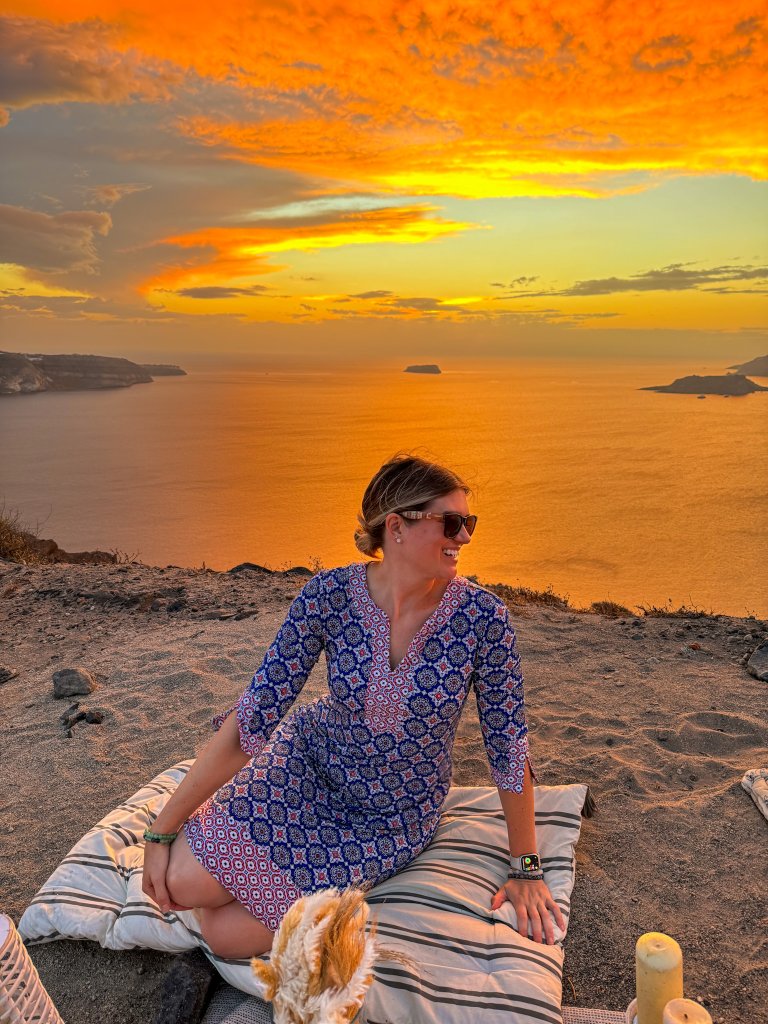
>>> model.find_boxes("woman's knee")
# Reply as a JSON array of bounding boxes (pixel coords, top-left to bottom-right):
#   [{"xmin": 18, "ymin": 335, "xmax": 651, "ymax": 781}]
[
  {"xmin": 165, "ymin": 833, "xmax": 228, "ymax": 908},
  {"xmin": 200, "ymin": 905, "xmax": 273, "ymax": 959}
]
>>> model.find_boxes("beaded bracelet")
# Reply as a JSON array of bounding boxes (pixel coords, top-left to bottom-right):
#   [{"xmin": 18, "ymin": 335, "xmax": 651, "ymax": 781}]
[
  {"xmin": 507, "ymin": 870, "xmax": 545, "ymax": 882},
  {"xmin": 143, "ymin": 828, "xmax": 179, "ymax": 844}
]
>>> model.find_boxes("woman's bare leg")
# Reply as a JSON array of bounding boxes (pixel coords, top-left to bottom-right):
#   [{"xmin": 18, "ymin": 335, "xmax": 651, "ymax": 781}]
[
  {"xmin": 166, "ymin": 831, "xmax": 233, "ymax": 909},
  {"xmin": 166, "ymin": 831, "xmax": 275, "ymax": 957},
  {"xmin": 199, "ymin": 902, "xmax": 274, "ymax": 959}
]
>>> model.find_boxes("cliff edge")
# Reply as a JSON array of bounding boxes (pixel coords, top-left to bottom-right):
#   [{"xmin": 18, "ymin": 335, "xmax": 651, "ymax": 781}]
[{"xmin": 1, "ymin": 352, "xmax": 158, "ymax": 395}]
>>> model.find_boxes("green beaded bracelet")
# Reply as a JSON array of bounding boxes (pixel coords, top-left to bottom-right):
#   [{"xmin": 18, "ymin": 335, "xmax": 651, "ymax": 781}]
[{"xmin": 143, "ymin": 828, "xmax": 179, "ymax": 844}]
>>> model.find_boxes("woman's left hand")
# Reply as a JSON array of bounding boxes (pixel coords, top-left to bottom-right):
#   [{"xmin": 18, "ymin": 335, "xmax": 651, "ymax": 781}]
[{"xmin": 490, "ymin": 878, "xmax": 566, "ymax": 945}]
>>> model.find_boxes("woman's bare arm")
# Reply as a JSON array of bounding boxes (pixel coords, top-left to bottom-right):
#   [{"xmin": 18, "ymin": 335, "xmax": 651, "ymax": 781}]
[
  {"xmin": 491, "ymin": 762, "xmax": 566, "ymax": 944},
  {"xmin": 141, "ymin": 711, "xmax": 250, "ymax": 912},
  {"xmin": 151, "ymin": 710, "xmax": 249, "ymax": 834}
]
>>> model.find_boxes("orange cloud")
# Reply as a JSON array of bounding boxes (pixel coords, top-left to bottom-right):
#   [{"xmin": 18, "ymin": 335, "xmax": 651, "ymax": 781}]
[
  {"xmin": 4, "ymin": 3, "xmax": 766, "ymax": 196},
  {"xmin": 142, "ymin": 204, "xmax": 477, "ymax": 315}
]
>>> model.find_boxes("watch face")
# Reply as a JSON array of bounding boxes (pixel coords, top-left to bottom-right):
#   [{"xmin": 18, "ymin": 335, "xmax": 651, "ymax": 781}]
[{"xmin": 521, "ymin": 854, "xmax": 541, "ymax": 872}]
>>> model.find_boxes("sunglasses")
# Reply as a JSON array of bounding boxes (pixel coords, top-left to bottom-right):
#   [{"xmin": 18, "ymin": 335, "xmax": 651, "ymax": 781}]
[{"xmin": 399, "ymin": 510, "xmax": 478, "ymax": 539}]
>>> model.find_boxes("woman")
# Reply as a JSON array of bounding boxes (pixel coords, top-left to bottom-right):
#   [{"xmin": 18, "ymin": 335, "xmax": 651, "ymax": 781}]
[{"xmin": 142, "ymin": 454, "xmax": 565, "ymax": 957}]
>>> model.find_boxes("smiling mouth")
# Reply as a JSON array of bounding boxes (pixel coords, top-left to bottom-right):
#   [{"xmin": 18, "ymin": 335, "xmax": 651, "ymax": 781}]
[{"xmin": 442, "ymin": 549, "xmax": 459, "ymax": 560}]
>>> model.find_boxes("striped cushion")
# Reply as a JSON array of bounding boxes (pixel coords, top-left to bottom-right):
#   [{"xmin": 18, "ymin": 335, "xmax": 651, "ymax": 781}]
[{"xmin": 19, "ymin": 763, "xmax": 589, "ymax": 1024}]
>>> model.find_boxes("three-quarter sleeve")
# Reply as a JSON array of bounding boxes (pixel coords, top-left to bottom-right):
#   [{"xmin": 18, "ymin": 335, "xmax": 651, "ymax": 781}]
[
  {"xmin": 472, "ymin": 599, "xmax": 534, "ymax": 793},
  {"xmin": 218, "ymin": 574, "xmax": 326, "ymax": 757}
]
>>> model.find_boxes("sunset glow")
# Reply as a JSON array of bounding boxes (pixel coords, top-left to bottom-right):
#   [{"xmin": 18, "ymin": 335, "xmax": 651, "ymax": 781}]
[{"xmin": 1, "ymin": 0, "xmax": 766, "ymax": 358}]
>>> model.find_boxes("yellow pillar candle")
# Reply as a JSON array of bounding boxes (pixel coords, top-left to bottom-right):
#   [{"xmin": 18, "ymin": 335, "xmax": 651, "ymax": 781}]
[
  {"xmin": 635, "ymin": 932, "xmax": 684, "ymax": 1024},
  {"xmin": 663, "ymin": 999, "xmax": 713, "ymax": 1024}
]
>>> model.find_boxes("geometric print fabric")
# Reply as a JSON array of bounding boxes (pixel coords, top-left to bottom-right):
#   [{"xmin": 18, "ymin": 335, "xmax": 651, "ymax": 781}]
[{"xmin": 185, "ymin": 563, "xmax": 533, "ymax": 929}]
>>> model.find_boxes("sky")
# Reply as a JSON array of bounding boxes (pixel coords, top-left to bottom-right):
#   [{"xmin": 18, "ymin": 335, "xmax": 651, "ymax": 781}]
[{"xmin": 1, "ymin": 1, "xmax": 767, "ymax": 364}]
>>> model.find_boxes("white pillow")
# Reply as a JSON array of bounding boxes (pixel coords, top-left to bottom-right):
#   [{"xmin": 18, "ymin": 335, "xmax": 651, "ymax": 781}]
[{"xmin": 19, "ymin": 763, "xmax": 589, "ymax": 1024}]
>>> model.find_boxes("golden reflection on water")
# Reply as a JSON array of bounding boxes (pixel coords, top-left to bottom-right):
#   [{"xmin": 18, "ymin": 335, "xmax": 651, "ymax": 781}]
[{"xmin": 1, "ymin": 360, "xmax": 765, "ymax": 616}]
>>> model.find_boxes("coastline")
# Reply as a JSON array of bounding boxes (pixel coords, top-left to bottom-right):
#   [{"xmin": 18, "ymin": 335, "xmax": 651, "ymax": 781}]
[{"xmin": 1, "ymin": 557, "xmax": 766, "ymax": 1023}]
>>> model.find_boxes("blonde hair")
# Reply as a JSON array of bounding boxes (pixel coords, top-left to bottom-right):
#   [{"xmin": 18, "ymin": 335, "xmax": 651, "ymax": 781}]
[{"xmin": 354, "ymin": 453, "xmax": 470, "ymax": 558}]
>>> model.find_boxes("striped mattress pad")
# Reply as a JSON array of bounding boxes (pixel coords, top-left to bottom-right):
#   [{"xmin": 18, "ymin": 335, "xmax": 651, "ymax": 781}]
[{"xmin": 19, "ymin": 762, "xmax": 591, "ymax": 1024}]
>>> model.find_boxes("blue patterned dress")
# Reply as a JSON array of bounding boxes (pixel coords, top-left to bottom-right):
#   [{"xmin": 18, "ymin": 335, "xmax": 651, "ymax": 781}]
[{"xmin": 184, "ymin": 562, "xmax": 533, "ymax": 930}]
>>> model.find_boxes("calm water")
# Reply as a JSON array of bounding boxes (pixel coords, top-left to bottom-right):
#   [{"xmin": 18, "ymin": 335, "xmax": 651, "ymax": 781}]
[{"xmin": 1, "ymin": 360, "xmax": 766, "ymax": 616}]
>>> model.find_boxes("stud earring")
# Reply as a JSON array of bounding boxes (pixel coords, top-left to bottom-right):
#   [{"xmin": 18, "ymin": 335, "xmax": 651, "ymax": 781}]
[{"xmin": 396, "ymin": 537, "xmax": 402, "ymax": 544}]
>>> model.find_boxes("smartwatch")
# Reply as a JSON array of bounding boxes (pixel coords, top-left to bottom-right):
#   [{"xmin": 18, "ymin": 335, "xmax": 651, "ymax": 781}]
[{"xmin": 510, "ymin": 853, "xmax": 541, "ymax": 874}]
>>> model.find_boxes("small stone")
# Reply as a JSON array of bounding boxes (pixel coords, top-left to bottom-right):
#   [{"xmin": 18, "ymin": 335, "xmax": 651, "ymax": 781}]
[
  {"xmin": 746, "ymin": 641, "xmax": 768, "ymax": 681},
  {"xmin": 656, "ymin": 730, "xmax": 670, "ymax": 742},
  {"xmin": 52, "ymin": 666, "xmax": 97, "ymax": 698},
  {"xmin": 0, "ymin": 666, "xmax": 18, "ymax": 684},
  {"xmin": 62, "ymin": 710, "xmax": 87, "ymax": 729},
  {"xmin": 85, "ymin": 709, "xmax": 104, "ymax": 724},
  {"xmin": 605, "ymin": 737, "xmax": 614, "ymax": 746},
  {"xmin": 743, "ymin": 633, "xmax": 754, "ymax": 642}
]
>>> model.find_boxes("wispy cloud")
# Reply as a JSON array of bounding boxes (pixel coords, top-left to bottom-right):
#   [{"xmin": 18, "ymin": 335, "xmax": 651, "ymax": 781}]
[
  {"xmin": 0, "ymin": 204, "xmax": 111, "ymax": 274},
  {"xmin": 142, "ymin": 205, "xmax": 477, "ymax": 304},
  {"xmin": 500, "ymin": 262, "xmax": 768, "ymax": 297},
  {"xmin": 82, "ymin": 183, "xmax": 152, "ymax": 208},
  {"xmin": 175, "ymin": 285, "xmax": 270, "ymax": 299}
]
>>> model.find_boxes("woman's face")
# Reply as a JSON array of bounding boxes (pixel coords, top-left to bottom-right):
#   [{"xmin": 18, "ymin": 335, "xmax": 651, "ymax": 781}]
[{"xmin": 402, "ymin": 488, "xmax": 474, "ymax": 582}]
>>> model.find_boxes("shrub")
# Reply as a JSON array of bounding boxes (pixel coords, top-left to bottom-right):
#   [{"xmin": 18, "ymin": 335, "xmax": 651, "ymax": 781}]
[
  {"xmin": 0, "ymin": 505, "xmax": 45, "ymax": 564},
  {"xmin": 591, "ymin": 600, "xmax": 634, "ymax": 618}
]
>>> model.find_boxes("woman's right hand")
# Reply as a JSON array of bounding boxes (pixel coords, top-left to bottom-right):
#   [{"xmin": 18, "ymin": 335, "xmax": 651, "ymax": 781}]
[{"xmin": 141, "ymin": 840, "xmax": 191, "ymax": 913}]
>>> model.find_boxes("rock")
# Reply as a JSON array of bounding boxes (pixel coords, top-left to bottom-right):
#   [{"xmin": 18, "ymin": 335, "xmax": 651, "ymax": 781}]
[
  {"xmin": 62, "ymin": 710, "xmax": 87, "ymax": 729},
  {"xmin": 151, "ymin": 949, "xmax": 218, "ymax": 1024},
  {"xmin": 641, "ymin": 374, "xmax": 768, "ymax": 395},
  {"xmin": 84, "ymin": 709, "xmax": 105, "ymax": 724},
  {"xmin": 404, "ymin": 363, "xmax": 441, "ymax": 374},
  {"xmin": 52, "ymin": 666, "xmax": 97, "ymax": 698},
  {"xmin": 228, "ymin": 562, "xmax": 273, "ymax": 574},
  {"xmin": 746, "ymin": 642, "xmax": 768, "ymax": 681},
  {"xmin": 0, "ymin": 666, "xmax": 18, "ymax": 684}
]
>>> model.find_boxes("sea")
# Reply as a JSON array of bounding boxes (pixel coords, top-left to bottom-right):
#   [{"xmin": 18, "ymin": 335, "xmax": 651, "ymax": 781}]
[{"xmin": 1, "ymin": 358, "xmax": 766, "ymax": 617}]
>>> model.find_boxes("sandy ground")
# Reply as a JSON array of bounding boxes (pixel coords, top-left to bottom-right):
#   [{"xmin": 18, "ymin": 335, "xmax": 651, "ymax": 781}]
[{"xmin": 1, "ymin": 558, "xmax": 766, "ymax": 1024}]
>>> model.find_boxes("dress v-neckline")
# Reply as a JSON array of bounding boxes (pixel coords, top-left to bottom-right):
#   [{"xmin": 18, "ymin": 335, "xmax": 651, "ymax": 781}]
[{"xmin": 358, "ymin": 562, "xmax": 457, "ymax": 673}]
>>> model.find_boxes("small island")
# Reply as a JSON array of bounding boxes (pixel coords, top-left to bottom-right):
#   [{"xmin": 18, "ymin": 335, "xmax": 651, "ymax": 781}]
[
  {"xmin": 404, "ymin": 364, "xmax": 441, "ymax": 375},
  {"xmin": 0, "ymin": 351, "xmax": 186, "ymax": 396},
  {"xmin": 727, "ymin": 354, "xmax": 768, "ymax": 376},
  {"xmin": 139, "ymin": 364, "xmax": 187, "ymax": 376},
  {"xmin": 641, "ymin": 374, "xmax": 768, "ymax": 396}
]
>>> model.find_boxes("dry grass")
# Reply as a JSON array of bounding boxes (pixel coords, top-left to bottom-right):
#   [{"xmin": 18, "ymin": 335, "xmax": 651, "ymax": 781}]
[
  {"xmin": 638, "ymin": 599, "xmax": 714, "ymax": 618},
  {"xmin": 0, "ymin": 505, "xmax": 45, "ymax": 565},
  {"xmin": 590, "ymin": 599, "xmax": 634, "ymax": 618},
  {"xmin": 481, "ymin": 579, "xmax": 570, "ymax": 610}
]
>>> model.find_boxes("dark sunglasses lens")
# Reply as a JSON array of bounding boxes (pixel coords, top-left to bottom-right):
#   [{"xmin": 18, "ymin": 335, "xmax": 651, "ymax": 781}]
[{"xmin": 444, "ymin": 514, "xmax": 477, "ymax": 538}]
